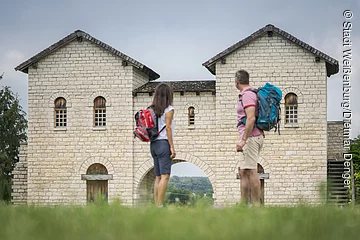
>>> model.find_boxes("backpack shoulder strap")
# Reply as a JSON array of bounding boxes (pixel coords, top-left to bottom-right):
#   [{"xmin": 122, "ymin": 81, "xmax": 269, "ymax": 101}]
[
  {"xmin": 149, "ymin": 106, "xmax": 167, "ymax": 134},
  {"xmin": 248, "ymin": 88, "xmax": 258, "ymax": 94},
  {"xmin": 238, "ymin": 87, "xmax": 258, "ymax": 105}
]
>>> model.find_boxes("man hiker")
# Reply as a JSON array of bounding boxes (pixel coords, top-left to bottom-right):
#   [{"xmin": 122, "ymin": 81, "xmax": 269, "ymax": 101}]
[{"xmin": 235, "ymin": 70, "xmax": 264, "ymax": 207}]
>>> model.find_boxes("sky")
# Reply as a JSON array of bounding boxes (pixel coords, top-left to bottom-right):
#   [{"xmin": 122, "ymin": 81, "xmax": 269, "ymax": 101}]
[{"xmin": 1, "ymin": 0, "xmax": 359, "ymax": 177}]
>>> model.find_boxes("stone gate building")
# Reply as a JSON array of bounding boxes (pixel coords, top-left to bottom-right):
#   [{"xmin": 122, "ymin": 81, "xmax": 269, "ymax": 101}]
[{"xmin": 12, "ymin": 24, "xmax": 340, "ymax": 206}]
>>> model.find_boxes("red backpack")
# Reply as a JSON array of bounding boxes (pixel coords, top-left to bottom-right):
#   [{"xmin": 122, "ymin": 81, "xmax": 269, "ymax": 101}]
[{"xmin": 134, "ymin": 107, "xmax": 165, "ymax": 142}]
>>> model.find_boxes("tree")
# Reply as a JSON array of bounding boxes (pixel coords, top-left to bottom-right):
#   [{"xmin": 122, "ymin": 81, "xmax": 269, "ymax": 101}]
[
  {"xmin": 0, "ymin": 86, "xmax": 27, "ymax": 202},
  {"xmin": 349, "ymin": 135, "xmax": 360, "ymax": 203},
  {"xmin": 165, "ymin": 186, "xmax": 191, "ymax": 204}
]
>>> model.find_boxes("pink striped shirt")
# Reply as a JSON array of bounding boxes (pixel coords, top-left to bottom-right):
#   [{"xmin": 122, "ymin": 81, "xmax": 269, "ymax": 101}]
[{"xmin": 237, "ymin": 86, "xmax": 264, "ymax": 140}]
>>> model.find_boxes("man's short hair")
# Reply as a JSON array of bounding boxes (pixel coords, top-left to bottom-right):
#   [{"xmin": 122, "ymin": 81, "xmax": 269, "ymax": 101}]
[{"xmin": 235, "ymin": 70, "xmax": 249, "ymax": 84}]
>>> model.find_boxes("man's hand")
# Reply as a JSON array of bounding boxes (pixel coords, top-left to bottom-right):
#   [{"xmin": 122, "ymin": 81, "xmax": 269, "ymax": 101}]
[{"xmin": 236, "ymin": 140, "xmax": 246, "ymax": 152}]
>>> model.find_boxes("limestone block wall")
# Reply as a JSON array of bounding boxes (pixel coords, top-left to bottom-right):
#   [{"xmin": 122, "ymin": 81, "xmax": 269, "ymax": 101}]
[
  {"xmin": 137, "ymin": 169, "xmax": 156, "ymax": 204},
  {"xmin": 327, "ymin": 121, "xmax": 345, "ymax": 159},
  {"xmin": 11, "ymin": 143, "xmax": 28, "ymax": 204},
  {"xmin": 133, "ymin": 69, "xmax": 150, "ymax": 90},
  {"xmin": 214, "ymin": 33, "xmax": 328, "ymax": 205},
  {"xmin": 26, "ymin": 39, "xmax": 146, "ymax": 205}
]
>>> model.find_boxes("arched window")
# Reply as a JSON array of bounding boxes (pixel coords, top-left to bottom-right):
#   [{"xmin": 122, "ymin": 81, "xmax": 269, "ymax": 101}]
[
  {"xmin": 188, "ymin": 107, "xmax": 195, "ymax": 125},
  {"xmin": 87, "ymin": 163, "xmax": 108, "ymax": 175},
  {"xmin": 94, "ymin": 96, "xmax": 106, "ymax": 127},
  {"xmin": 285, "ymin": 93, "xmax": 298, "ymax": 124},
  {"xmin": 54, "ymin": 97, "xmax": 67, "ymax": 127}
]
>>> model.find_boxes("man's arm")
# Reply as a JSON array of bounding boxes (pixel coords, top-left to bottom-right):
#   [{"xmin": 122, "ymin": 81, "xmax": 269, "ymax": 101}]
[
  {"xmin": 242, "ymin": 106, "xmax": 256, "ymax": 142},
  {"xmin": 236, "ymin": 91, "xmax": 257, "ymax": 152},
  {"xmin": 236, "ymin": 106, "xmax": 256, "ymax": 152}
]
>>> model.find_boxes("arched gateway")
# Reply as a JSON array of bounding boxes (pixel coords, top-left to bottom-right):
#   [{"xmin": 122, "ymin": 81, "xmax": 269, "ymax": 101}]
[{"xmin": 134, "ymin": 153, "xmax": 216, "ymax": 205}]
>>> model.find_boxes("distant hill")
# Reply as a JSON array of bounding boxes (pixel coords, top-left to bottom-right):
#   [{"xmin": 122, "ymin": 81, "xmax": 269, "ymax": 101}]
[{"xmin": 168, "ymin": 176, "xmax": 213, "ymax": 195}]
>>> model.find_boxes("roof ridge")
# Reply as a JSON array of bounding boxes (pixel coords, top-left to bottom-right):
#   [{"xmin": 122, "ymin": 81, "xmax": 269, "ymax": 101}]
[
  {"xmin": 15, "ymin": 30, "xmax": 160, "ymax": 80},
  {"xmin": 202, "ymin": 24, "xmax": 339, "ymax": 77}
]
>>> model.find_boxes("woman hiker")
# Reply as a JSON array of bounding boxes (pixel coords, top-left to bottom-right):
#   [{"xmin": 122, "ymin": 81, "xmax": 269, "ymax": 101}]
[{"xmin": 150, "ymin": 83, "xmax": 176, "ymax": 208}]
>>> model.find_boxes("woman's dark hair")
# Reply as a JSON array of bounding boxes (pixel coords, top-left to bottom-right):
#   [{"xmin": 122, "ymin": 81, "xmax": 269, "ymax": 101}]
[{"xmin": 150, "ymin": 83, "xmax": 173, "ymax": 117}]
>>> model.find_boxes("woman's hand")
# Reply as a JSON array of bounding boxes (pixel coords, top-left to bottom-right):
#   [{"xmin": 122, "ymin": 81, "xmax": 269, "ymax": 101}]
[{"xmin": 170, "ymin": 146, "xmax": 176, "ymax": 159}]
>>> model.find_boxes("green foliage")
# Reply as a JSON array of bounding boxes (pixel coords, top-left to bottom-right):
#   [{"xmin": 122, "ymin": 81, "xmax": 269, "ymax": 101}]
[
  {"xmin": 0, "ymin": 86, "xmax": 27, "ymax": 201},
  {"xmin": 349, "ymin": 136, "xmax": 360, "ymax": 203},
  {"xmin": 1, "ymin": 204, "xmax": 360, "ymax": 239},
  {"xmin": 168, "ymin": 176, "xmax": 213, "ymax": 196},
  {"xmin": 165, "ymin": 176, "xmax": 214, "ymax": 206},
  {"xmin": 351, "ymin": 136, "xmax": 360, "ymax": 172},
  {"xmin": 166, "ymin": 185, "xmax": 191, "ymax": 204}
]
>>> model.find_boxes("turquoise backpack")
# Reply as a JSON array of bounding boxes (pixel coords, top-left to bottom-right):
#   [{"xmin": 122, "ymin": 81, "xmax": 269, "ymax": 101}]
[{"xmin": 238, "ymin": 82, "xmax": 282, "ymax": 134}]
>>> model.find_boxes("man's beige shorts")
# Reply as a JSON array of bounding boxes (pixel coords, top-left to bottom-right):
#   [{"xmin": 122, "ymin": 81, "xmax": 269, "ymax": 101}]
[{"xmin": 240, "ymin": 135, "xmax": 264, "ymax": 170}]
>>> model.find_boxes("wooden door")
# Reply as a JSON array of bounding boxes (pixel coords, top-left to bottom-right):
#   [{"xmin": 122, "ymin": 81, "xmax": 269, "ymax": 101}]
[
  {"xmin": 87, "ymin": 180, "xmax": 108, "ymax": 203},
  {"xmin": 86, "ymin": 163, "xmax": 108, "ymax": 203},
  {"xmin": 257, "ymin": 164, "xmax": 265, "ymax": 205}
]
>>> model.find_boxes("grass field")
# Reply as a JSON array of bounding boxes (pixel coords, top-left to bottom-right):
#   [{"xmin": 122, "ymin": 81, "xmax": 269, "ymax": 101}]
[{"xmin": 1, "ymin": 201, "xmax": 359, "ymax": 240}]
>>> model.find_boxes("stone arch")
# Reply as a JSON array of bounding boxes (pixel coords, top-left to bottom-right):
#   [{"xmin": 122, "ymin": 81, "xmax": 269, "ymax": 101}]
[
  {"xmin": 88, "ymin": 91, "xmax": 112, "ymax": 107},
  {"xmin": 184, "ymin": 102, "xmax": 199, "ymax": 114},
  {"xmin": 234, "ymin": 155, "xmax": 271, "ymax": 174},
  {"xmin": 49, "ymin": 91, "xmax": 72, "ymax": 108},
  {"xmin": 281, "ymin": 87, "xmax": 303, "ymax": 104},
  {"xmin": 79, "ymin": 156, "xmax": 114, "ymax": 175},
  {"xmin": 134, "ymin": 152, "xmax": 216, "ymax": 200},
  {"xmin": 257, "ymin": 157, "xmax": 271, "ymax": 175}
]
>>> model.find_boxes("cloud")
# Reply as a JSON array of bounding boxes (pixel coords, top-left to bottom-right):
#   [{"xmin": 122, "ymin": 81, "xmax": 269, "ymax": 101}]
[
  {"xmin": 6, "ymin": 50, "xmax": 25, "ymax": 62},
  {"xmin": 171, "ymin": 162, "xmax": 207, "ymax": 177},
  {"xmin": 314, "ymin": 28, "xmax": 360, "ymax": 139},
  {"xmin": 0, "ymin": 49, "xmax": 28, "ymax": 111}
]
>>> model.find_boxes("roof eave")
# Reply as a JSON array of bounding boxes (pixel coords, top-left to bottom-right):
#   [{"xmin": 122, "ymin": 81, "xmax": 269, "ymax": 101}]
[
  {"xmin": 203, "ymin": 64, "xmax": 215, "ymax": 75},
  {"xmin": 326, "ymin": 62, "xmax": 339, "ymax": 77}
]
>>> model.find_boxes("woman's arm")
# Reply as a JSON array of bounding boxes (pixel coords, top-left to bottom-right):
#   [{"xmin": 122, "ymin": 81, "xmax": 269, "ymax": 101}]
[{"xmin": 165, "ymin": 109, "xmax": 176, "ymax": 159}]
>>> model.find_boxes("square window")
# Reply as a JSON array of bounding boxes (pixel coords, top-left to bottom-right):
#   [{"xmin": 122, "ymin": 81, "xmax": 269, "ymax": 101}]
[{"xmin": 94, "ymin": 107, "xmax": 106, "ymax": 127}]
